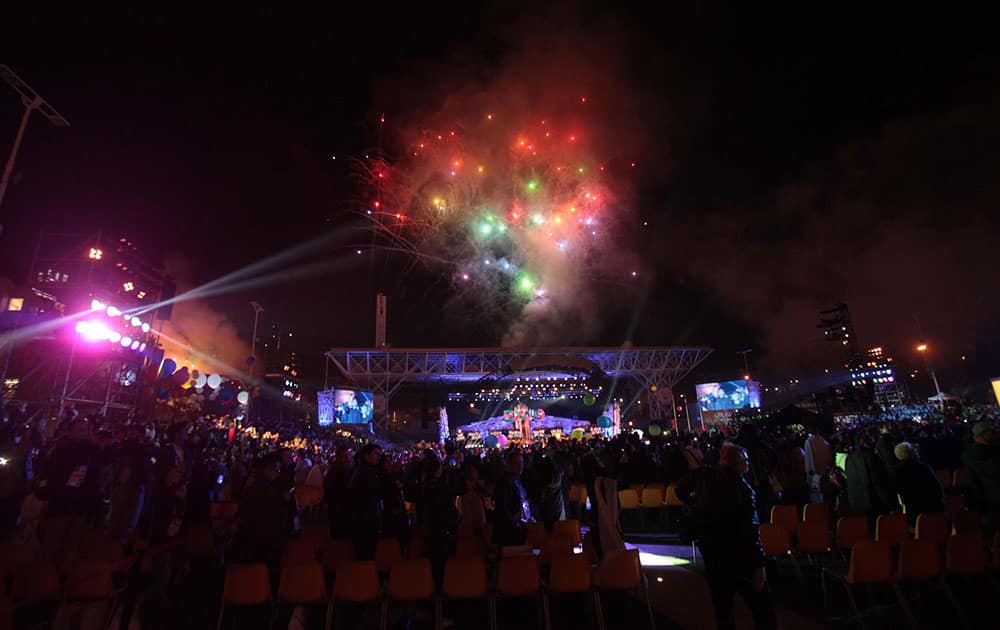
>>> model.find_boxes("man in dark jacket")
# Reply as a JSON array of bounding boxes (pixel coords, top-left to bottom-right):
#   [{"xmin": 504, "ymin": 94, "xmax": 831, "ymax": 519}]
[
  {"xmin": 677, "ymin": 443, "xmax": 776, "ymax": 630},
  {"xmin": 235, "ymin": 453, "xmax": 288, "ymax": 565},
  {"xmin": 846, "ymin": 433, "xmax": 898, "ymax": 517},
  {"xmin": 42, "ymin": 419, "xmax": 104, "ymax": 565},
  {"xmin": 962, "ymin": 422, "xmax": 1000, "ymax": 516},
  {"xmin": 324, "ymin": 447, "xmax": 353, "ymax": 538},
  {"xmin": 350, "ymin": 444, "xmax": 383, "ymax": 560},
  {"xmin": 492, "ymin": 449, "xmax": 531, "ymax": 547},
  {"xmin": 893, "ymin": 442, "xmax": 944, "ymax": 525}
]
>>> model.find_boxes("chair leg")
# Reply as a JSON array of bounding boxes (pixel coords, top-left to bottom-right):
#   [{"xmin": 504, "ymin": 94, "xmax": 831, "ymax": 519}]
[
  {"xmin": 641, "ymin": 581, "xmax": 656, "ymax": 630},
  {"xmin": 435, "ymin": 597, "xmax": 442, "ymax": 630},
  {"xmin": 891, "ymin": 581, "xmax": 918, "ymax": 630},
  {"xmin": 541, "ymin": 593, "xmax": 551, "ymax": 630},
  {"xmin": 940, "ymin": 576, "xmax": 971, "ymax": 630},
  {"xmin": 216, "ymin": 603, "xmax": 225, "ymax": 630},
  {"xmin": 591, "ymin": 589, "xmax": 605, "ymax": 630},
  {"xmin": 380, "ymin": 599, "xmax": 388, "ymax": 630},
  {"xmin": 489, "ymin": 596, "xmax": 497, "ymax": 630},
  {"xmin": 841, "ymin": 582, "xmax": 865, "ymax": 629},
  {"xmin": 324, "ymin": 602, "xmax": 332, "ymax": 630}
]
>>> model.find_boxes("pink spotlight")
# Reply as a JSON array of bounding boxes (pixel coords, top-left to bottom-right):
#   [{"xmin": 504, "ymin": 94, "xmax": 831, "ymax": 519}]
[
  {"xmin": 75, "ymin": 320, "xmax": 111, "ymax": 343},
  {"xmin": 109, "ymin": 332, "xmax": 121, "ymax": 344},
  {"xmin": 130, "ymin": 340, "xmax": 140, "ymax": 350},
  {"xmin": 106, "ymin": 306, "xmax": 121, "ymax": 317},
  {"xmin": 120, "ymin": 336, "xmax": 132, "ymax": 348},
  {"xmin": 139, "ymin": 343, "xmax": 147, "ymax": 352}
]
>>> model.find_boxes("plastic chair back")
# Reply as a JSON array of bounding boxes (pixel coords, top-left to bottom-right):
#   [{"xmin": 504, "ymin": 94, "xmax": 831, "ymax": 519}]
[
  {"xmin": 802, "ymin": 503, "xmax": 829, "ymax": 525},
  {"xmin": 540, "ymin": 534, "xmax": 574, "ymax": 563},
  {"xmin": 443, "ymin": 557, "xmax": 488, "ymax": 599},
  {"xmin": 945, "ymin": 495, "xmax": 965, "ymax": 517},
  {"xmin": 951, "ymin": 511, "xmax": 981, "ymax": 536},
  {"xmin": 278, "ymin": 561, "xmax": 326, "ymax": 603},
  {"xmin": 846, "ymin": 541, "xmax": 892, "ymax": 584},
  {"xmin": 875, "ymin": 513, "xmax": 908, "ymax": 545},
  {"xmin": 759, "ymin": 523, "xmax": 792, "ymax": 556},
  {"xmin": 549, "ymin": 554, "xmax": 592, "ymax": 593},
  {"xmin": 665, "ymin": 484, "xmax": 685, "ymax": 508},
  {"xmin": 526, "ymin": 521, "xmax": 546, "ymax": 548},
  {"xmin": 618, "ymin": 489, "xmax": 640, "ymax": 510},
  {"xmin": 915, "ymin": 513, "xmax": 948, "ymax": 546},
  {"xmin": 456, "ymin": 536, "xmax": 486, "ymax": 559},
  {"xmin": 322, "ymin": 539, "xmax": 355, "ymax": 572},
  {"xmin": 282, "ymin": 539, "xmax": 318, "ymax": 567},
  {"xmin": 796, "ymin": 522, "xmax": 830, "ymax": 554},
  {"xmin": 641, "ymin": 487, "xmax": 664, "ymax": 508},
  {"xmin": 946, "ymin": 534, "xmax": 986, "ymax": 574},
  {"xmin": 836, "ymin": 516, "xmax": 870, "ymax": 550},
  {"xmin": 569, "ymin": 484, "xmax": 588, "ymax": 504},
  {"xmin": 934, "ymin": 469, "xmax": 953, "ymax": 490},
  {"xmin": 12, "ymin": 562, "xmax": 61, "ymax": 605},
  {"xmin": 898, "ymin": 540, "xmax": 940, "ymax": 580},
  {"xmin": 497, "ymin": 555, "xmax": 540, "ymax": 596},
  {"xmin": 598, "ymin": 549, "xmax": 642, "ymax": 590},
  {"xmin": 388, "ymin": 559, "xmax": 435, "ymax": 601},
  {"xmin": 375, "ymin": 538, "xmax": 402, "ymax": 572},
  {"xmin": 457, "ymin": 521, "xmax": 478, "ymax": 539},
  {"xmin": 222, "ymin": 563, "xmax": 272, "ymax": 605},
  {"xmin": 185, "ymin": 524, "xmax": 216, "ymax": 555},
  {"xmin": 952, "ymin": 468, "xmax": 970, "ymax": 488},
  {"xmin": 300, "ymin": 522, "xmax": 331, "ymax": 549},
  {"xmin": 553, "ymin": 519, "xmax": 582, "ymax": 546},
  {"xmin": 770, "ymin": 505, "xmax": 799, "ymax": 531},
  {"xmin": 333, "ymin": 561, "xmax": 380, "ymax": 602}
]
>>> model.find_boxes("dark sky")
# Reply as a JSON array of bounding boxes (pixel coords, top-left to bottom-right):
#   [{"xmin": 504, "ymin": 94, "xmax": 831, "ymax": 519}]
[{"xmin": 1, "ymin": 3, "xmax": 998, "ymax": 389}]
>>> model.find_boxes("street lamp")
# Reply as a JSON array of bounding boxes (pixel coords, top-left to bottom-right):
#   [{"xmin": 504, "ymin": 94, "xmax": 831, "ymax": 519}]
[
  {"xmin": 916, "ymin": 341, "xmax": 943, "ymax": 409},
  {"xmin": 0, "ymin": 65, "xmax": 70, "ymax": 235}
]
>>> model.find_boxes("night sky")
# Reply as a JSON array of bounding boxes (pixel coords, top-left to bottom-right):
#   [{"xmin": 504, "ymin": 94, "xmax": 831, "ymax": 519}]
[{"xmin": 1, "ymin": 4, "xmax": 998, "ymax": 391}]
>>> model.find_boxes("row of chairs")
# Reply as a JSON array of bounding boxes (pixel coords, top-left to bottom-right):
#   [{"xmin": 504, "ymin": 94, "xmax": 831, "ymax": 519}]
[
  {"xmin": 218, "ymin": 547, "xmax": 653, "ymax": 630},
  {"xmin": 935, "ymin": 468, "xmax": 970, "ymax": 491},
  {"xmin": 821, "ymin": 534, "xmax": 1000, "ymax": 627}
]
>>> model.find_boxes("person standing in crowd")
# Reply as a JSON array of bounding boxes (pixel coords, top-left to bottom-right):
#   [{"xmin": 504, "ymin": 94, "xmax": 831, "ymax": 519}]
[
  {"xmin": 492, "ymin": 449, "xmax": 530, "ymax": 546},
  {"xmin": 773, "ymin": 435, "xmax": 808, "ymax": 507},
  {"xmin": 804, "ymin": 432, "xmax": 833, "ymax": 504},
  {"xmin": 892, "ymin": 442, "xmax": 944, "ymax": 525},
  {"xmin": 41, "ymin": 418, "xmax": 104, "ymax": 565},
  {"xmin": 325, "ymin": 446, "xmax": 353, "ymax": 538},
  {"xmin": 846, "ymin": 432, "xmax": 898, "ymax": 519},
  {"xmin": 536, "ymin": 454, "xmax": 565, "ymax": 532},
  {"xmin": 350, "ymin": 444, "xmax": 383, "ymax": 559},
  {"xmin": 458, "ymin": 460, "xmax": 487, "ymax": 533},
  {"xmin": 108, "ymin": 423, "xmax": 149, "ymax": 544},
  {"xmin": 235, "ymin": 453, "xmax": 288, "ymax": 564},
  {"xmin": 736, "ymin": 424, "xmax": 778, "ymax": 520},
  {"xmin": 963, "ymin": 422, "xmax": 1000, "ymax": 540},
  {"xmin": 677, "ymin": 443, "xmax": 777, "ymax": 630}
]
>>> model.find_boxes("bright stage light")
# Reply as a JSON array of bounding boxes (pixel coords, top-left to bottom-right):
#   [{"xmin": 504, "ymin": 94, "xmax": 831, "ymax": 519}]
[
  {"xmin": 131, "ymin": 317, "xmax": 141, "ymax": 327},
  {"xmin": 130, "ymin": 340, "xmax": 140, "ymax": 350},
  {"xmin": 139, "ymin": 343, "xmax": 146, "ymax": 352},
  {"xmin": 123, "ymin": 282, "xmax": 135, "ymax": 292},
  {"xmin": 121, "ymin": 336, "xmax": 132, "ymax": 347},
  {"xmin": 141, "ymin": 323, "xmax": 150, "ymax": 333},
  {"xmin": 75, "ymin": 320, "xmax": 112, "ymax": 342},
  {"xmin": 90, "ymin": 299, "xmax": 106, "ymax": 311},
  {"xmin": 136, "ymin": 291, "xmax": 146, "ymax": 299},
  {"xmin": 109, "ymin": 332, "xmax": 121, "ymax": 343},
  {"xmin": 88, "ymin": 248, "xmax": 103, "ymax": 260},
  {"xmin": 106, "ymin": 306, "xmax": 120, "ymax": 317}
]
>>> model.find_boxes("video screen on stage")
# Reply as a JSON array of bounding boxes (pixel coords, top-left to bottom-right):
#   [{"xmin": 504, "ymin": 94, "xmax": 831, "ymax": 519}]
[
  {"xmin": 695, "ymin": 380, "xmax": 761, "ymax": 412},
  {"xmin": 332, "ymin": 389, "xmax": 374, "ymax": 424}
]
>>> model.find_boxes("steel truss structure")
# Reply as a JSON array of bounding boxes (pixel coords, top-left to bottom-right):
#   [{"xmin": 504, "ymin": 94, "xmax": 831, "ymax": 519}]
[{"xmin": 324, "ymin": 346, "xmax": 712, "ymax": 432}]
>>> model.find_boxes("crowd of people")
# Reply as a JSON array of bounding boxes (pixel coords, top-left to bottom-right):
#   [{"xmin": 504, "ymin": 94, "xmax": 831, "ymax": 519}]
[{"xmin": 1, "ymin": 399, "xmax": 999, "ymax": 628}]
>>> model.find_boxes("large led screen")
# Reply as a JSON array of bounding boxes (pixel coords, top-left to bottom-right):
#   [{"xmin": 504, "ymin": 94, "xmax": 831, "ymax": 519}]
[{"xmin": 332, "ymin": 389, "xmax": 374, "ymax": 424}]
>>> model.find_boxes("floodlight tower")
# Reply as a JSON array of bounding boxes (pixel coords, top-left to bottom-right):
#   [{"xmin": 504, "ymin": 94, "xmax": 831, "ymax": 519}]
[{"xmin": 0, "ymin": 65, "xmax": 70, "ymax": 235}]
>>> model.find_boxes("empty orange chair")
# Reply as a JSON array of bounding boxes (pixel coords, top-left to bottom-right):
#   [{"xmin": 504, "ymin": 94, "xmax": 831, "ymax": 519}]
[
  {"xmin": 333, "ymin": 561, "xmax": 380, "ymax": 603},
  {"xmin": 383, "ymin": 559, "xmax": 436, "ymax": 625},
  {"xmin": 822, "ymin": 541, "xmax": 892, "ymax": 623},
  {"xmin": 770, "ymin": 505, "xmax": 799, "ymax": 532},
  {"xmin": 945, "ymin": 495, "xmax": 965, "ymax": 517},
  {"xmin": 952, "ymin": 469, "xmax": 970, "ymax": 489},
  {"xmin": 11, "ymin": 562, "xmax": 60, "ymax": 609},
  {"xmin": 322, "ymin": 539, "xmax": 354, "ymax": 572},
  {"xmin": 946, "ymin": 534, "xmax": 986, "ymax": 574},
  {"xmin": 836, "ymin": 516, "xmax": 870, "ymax": 551},
  {"xmin": 935, "ymin": 469, "xmax": 953, "ymax": 491},
  {"xmin": 875, "ymin": 513, "xmax": 908, "ymax": 545},
  {"xmin": 216, "ymin": 563, "xmax": 272, "ymax": 628},
  {"xmin": 951, "ymin": 511, "xmax": 981, "ymax": 536},
  {"xmin": 65, "ymin": 561, "xmax": 117, "ymax": 601},
  {"xmin": 597, "ymin": 549, "xmax": 655, "ymax": 628},
  {"xmin": 802, "ymin": 503, "xmax": 829, "ymax": 525},
  {"xmin": 539, "ymin": 534, "xmax": 574, "ymax": 564},
  {"xmin": 547, "ymin": 553, "xmax": 601, "ymax": 629},
  {"xmin": 760, "ymin": 523, "xmax": 792, "ymax": 557},
  {"xmin": 569, "ymin": 484, "xmax": 588, "ymax": 505},
  {"xmin": 281, "ymin": 539, "xmax": 317, "ymax": 567},
  {"xmin": 553, "ymin": 519, "xmax": 582, "ymax": 547},
  {"xmin": 497, "ymin": 555, "xmax": 541, "ymax": 597},
  {"xmin": 915, "ymin": 513, "xmax": 948, "ymax": 546},
  {"xmin": 277, "ymin": 560, "xmax": 327, "ymax": 606},
  {"xmin": 640, "ymin": 487, "xmax": 664, "ymax": 509},
  {"xmin": 185, "ymin": 525, "xmax": 217, "ymax": 556},
  {"xmin": 300, "ymin": 522, "xmax": 331, "ymax": 549},
  {"xmin": 526, "ymin": 521, "xmax": 546, "ymax": 548},
  {"xmin": 456, "ymin": 536, "xmax": 486, "ymax": 559},
  {"xmin": 457, "ymin": 521, "xmax": 478, "ymax": 539},
  {"xmin": 294, "ymin": 485, "xmax": 323, "ymax": 510},
  {"xmin": 442, "ymin": 557, "xmax": 491, "ymax": 628},
  {"xmin": 665, "ymin": 484, "xmax": 685, "ymax": 508},
  {"xmin": 618, "ymin": 489, "xmax": 640, "ymax": 511},
  {"xmin": 796, "ymin": 522, "xmax": 831, "ymax": 554},
  {"xmin": 375, "ymin": 538, "xmax": 402, "ymax": 572},
  {"xmin": 898, "ymin": 540, "xmax": 940, "ymax": 580}
]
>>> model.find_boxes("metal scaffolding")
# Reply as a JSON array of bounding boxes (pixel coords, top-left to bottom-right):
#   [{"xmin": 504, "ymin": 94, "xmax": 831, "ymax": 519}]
[{"xmin": 324, "ymin": 346, "xmax": 712, "ymax": 431}]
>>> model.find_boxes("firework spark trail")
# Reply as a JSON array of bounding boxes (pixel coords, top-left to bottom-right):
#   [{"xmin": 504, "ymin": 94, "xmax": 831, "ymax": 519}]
[{"xmin": 358, "ymin": 98, "xmax": 642, "ymax": 345}]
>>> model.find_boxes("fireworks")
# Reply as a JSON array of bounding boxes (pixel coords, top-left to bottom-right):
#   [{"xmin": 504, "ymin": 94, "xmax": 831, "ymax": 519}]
[{"xmin": 359, "ymin": 98, "xmax": 638, "ymax": 343}]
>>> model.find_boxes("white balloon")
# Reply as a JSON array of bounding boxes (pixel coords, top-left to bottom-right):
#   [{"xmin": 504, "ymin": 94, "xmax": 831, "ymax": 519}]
[
  {"xmin": 194, "ymin": 373, "xmax": 207, "ymax": 388},
  {"xmin": 207, "ymin": 374, "xmax": 222, "ymax": 389},
  {"xmin": 237, "ymin": 391, "xmax": 249, "ymax": 405}
]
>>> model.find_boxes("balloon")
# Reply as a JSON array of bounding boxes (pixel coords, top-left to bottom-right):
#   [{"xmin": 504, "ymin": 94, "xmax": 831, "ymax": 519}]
[
  {"xmin": 484, "ymin": 434, "xmax": 499, "ymax": 448},
  {"xmin": 497, "ymin": 434, "xmax": 509, "ymax": 447},
  {"xmin": 237, "ymin": 391, "xmax": 249, "ymax": 405},
  {"xmin": 161, "ymin": 359, "xmax": 177, "ymax": 376},
  {"xmin": 190, "ymin": 369, "xmax": 200, "ymax": 380},
  {"xmin": 571, "ymin": 428, "xmax": 585, "ymax": 440},
  {"xmin": 207, "ymin": 374, "xmax": 222, "ymax": 389},
  {"xmin": 194, "ymin": 373, "xmax": 207, "ymax": 388},
  {"xmin": 648, "ymin": 423, "xmax": 663, "ymax": 437},
  {"xmin": 583, "ymin": 395, "xmax": 596, "ymax": 406},
  {"xmin": 597, "ymin": 415, "xmax": 612, "ymax": 428}
]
